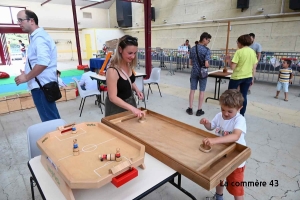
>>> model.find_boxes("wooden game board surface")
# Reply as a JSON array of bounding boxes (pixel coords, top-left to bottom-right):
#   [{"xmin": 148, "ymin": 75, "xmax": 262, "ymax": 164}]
[
  {"xmin": 102, "ymin": 109, "xmax": 251, "ymax": 190},
  {"xmin": 37, "ymin": 122, "xmax": 145, "ymax": 189}
]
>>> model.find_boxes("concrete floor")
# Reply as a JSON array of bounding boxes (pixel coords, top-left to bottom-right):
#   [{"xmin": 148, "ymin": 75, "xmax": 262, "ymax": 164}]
[{"xmin": 0, "ymin": 61, "xmax": 300, "ymax": 200}]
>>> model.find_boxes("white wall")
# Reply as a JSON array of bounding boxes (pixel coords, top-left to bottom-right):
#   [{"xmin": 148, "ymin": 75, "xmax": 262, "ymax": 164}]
[
  {"xmin": 95, "ymin": 29, "xmax": 124, "ymax": 50},
  {"xmin": 47, "ymin": 31, "xmax": 80, "ymax": 61},
  {"xmin": 109, "ymin": 0, "xmax": 300, "ymax": 52},
  {"xmin": 81, "ymin": 28, "xmax": 124, "ymax": 59}
]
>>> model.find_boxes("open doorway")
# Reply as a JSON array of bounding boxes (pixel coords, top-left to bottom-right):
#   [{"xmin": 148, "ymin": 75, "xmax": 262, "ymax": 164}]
[
  {"xmin": 5, "ymin": 33, "xmax": 29, "ymax": 65},
  {"xmin": 0, "ymin": 32, "xmax": 28, "ymax": 76}
]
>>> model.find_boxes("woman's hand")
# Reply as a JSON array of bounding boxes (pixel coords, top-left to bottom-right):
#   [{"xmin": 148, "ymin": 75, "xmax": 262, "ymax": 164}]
[
  {"xmin": 136, "ymin": 91, "xmax": 144, "ymax": 100},
  {"xmin": 131, "ymin": 107, "xmax": 145, "ymax": 118},
  {"xmin": 225, "ymin": 55, "xmax": 231, "ymax": 61}
]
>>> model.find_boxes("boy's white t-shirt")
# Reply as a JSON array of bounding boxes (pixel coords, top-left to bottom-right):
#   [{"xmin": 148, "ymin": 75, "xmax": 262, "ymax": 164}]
[
  {"xmin": 58, "ymin": 77, "xmax": 66, "ymax": 87},
  {"xmin": 210, "ymin": 112, "xmax": 247, "ymax": 168}
]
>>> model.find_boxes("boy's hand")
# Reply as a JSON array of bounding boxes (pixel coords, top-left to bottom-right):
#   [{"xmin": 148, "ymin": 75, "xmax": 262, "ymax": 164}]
[
  {"xmin": 203, "ymin": 138, "xmax": 216, "ymax": 147},
  {"xmin": 289, "ymin": 79, "xmax": 293, "ymax": 84},
  {"xmin": 200, "ymin": 118, "xmax": 210, "ymax": 125}
]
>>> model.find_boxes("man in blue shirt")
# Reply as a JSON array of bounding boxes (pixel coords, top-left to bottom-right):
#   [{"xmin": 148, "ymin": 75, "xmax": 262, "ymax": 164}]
[
  {"xmin": 186, "ymin": 32, "xmax": 211, "ymax": 116},
  {"xmin": 14, "ymin": 10, "xmax": 60, "ymax": 122}
]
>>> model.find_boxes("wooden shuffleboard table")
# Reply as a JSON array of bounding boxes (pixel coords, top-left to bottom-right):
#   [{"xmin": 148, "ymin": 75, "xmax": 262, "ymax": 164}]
[{"xmin": 102, "ymin": 108, "xmax": 251, "ymax": 191}]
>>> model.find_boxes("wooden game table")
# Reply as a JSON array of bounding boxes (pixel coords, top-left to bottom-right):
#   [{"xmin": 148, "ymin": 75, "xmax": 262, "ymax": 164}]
[
  {"xmin": 102, "ymin": 108, "xmax": 251, "ymax": 191},
  {"xmin": 36, "ymin": 122, "xmax": 146, "ymax": 200},
  {"xmin": 28, "ymin": 154, "xmax": 196, "ymax": 200},
  {"xmin": 205, "ymin": 69, "xmax": 233, "ymax": 102}
]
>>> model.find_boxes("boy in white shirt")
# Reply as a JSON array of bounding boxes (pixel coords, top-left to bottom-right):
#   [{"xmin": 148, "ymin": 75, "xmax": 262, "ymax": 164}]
[
  {"xmin": 200, "ymin": 89, "xmax": 247, "ymax": 200},
  {"xmin": 79, "ymin": 68, "xmax": 98, "ymax": 90},
  {"xmin": 57, "ymin": 70, "xmax": 67, "ymax": 88}
]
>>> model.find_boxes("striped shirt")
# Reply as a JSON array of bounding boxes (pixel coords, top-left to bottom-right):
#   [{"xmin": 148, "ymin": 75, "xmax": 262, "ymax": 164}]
[{"xmin": 279, "ymin": 68, "xmax": 292, "ymax": 83}]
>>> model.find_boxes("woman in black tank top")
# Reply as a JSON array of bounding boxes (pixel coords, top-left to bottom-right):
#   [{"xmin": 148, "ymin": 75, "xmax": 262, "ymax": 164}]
[{"xmin": 105, "ymin": 35, "xmax": 144, "ymax": 118}]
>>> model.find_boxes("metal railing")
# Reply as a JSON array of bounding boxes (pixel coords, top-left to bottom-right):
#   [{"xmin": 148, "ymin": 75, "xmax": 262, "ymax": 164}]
[{"xmin": 137, "ymin": 48, "xmax": 300, "ymax": 86}]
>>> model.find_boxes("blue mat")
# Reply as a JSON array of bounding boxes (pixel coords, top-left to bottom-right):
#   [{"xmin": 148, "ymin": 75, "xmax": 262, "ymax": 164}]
[{"xmin": 0, "ymin": 75, "xmax": 82, "ymax": 94}]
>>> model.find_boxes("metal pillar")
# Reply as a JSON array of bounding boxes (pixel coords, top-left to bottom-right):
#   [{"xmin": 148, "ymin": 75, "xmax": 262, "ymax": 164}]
[
  {"xmin": 144, "ymin": 0, "xmax": 151, "ymax": 79},
  {"xmin": 71, "ymin": 0, "xmax": 83, "ymax": 66}
]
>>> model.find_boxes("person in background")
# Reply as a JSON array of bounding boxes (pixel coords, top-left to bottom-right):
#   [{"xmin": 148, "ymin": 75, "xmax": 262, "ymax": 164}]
[
  {"xmin": 195, "ymin": 41, "xmax": 199, "ymax": 45},
  {"xmin": 187, "ymin": 32, "xmax": 212, "ymax": 116},
  {"xmin": 248, "ymin": 33, "xmax": 262, "ymax": 95},
  {"xmin": 105, "ymin": 35, "xmax": 144, "ymax": 117},
  {"xmin": 19, "ymin": 39, "xmax": 26, "ymax": 64},
  {"xmin": 14, "ymin": 10, "xmax": 60, "ymax": 122},
  {"xmin": 183, "ymin": 39, "xmax": 191, "ymax": 52},
  {"xmin": 274, "ymin": 60, "xmax": 293, "ymax": 101},
  {"xmin": 226, "ymin": 34, "xmax": 257, "ymax": 116},
  {"xmin": 183, "ymin": 39, "xmax": 192, "ymax": 68},
  {"xmin": 200, "ymin": 89, "xmax": 247, "ymax": 200},
  {"xmin": 57, "ymin": 70, "xmax": 67, "ymax": 88},
  {"xmin": 79, "ymin": 68, "xmax": 98, "ymax": 90}
]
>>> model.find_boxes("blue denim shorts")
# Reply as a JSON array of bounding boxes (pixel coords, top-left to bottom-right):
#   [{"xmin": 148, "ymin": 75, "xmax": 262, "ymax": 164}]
[
  {"xmin": 276, "ymin": 81, "xmax": 289, "ymax": 92},
  {"xmin": 190, "ymin": 73, "xmax": 207, "ymax": 91}
]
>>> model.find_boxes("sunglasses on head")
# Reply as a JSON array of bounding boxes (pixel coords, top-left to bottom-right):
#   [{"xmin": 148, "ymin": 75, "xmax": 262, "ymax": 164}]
[{"xmin": 122, "ymin": 37, "xmax": 138, "ymax": 45}]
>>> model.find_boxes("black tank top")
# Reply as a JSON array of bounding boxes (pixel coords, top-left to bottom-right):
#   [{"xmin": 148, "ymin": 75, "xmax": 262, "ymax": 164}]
[{"xmin": 108, "ymin": 67, "xmax": 135, "ymax": 100}]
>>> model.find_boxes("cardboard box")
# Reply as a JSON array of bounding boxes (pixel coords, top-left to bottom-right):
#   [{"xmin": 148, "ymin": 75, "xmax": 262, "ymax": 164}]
[
  {"xmin": 19, "ymin": 93, "xmax": 35, "ymax": 109},
  {"xmin": 69, "ymin": 82, "xmax": 76, "ymax": 89},
  {"xmin": 65, "ymin": 86, "xmax": 76, "ymax": 101},
  {"xmin": 105, "ymin": 39, "xmax": 118, "ymax": 50},
  {"xmin": 0, "ymin": 97, "xmax": 9, "ymax": 114},
  {"xmin": 6, "ymin": 94, "xmax": 22, "ymax": 112},
  {"xmin": 56, "ymin": 88, "xmax": 67, "ymax": 102}
]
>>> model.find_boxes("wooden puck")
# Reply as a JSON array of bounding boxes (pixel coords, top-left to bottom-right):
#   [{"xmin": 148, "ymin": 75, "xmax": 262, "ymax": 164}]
[
  {"xmin": 199, "ymin": 144, "xmax": 212, "ymax": 153},
  {"xmin": 138, "ymin": 111, "xmax": 147, "ymax": 123},
  {"xmin": 138, "ymin": 118, "xmax": 146, "ymax": 123}
]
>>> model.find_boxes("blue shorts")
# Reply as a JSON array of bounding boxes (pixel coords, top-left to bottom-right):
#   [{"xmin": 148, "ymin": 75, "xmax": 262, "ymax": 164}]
[
  {"xmin": 277, "ymin": 81, "xmax": 289, "ymax": 92},
  {"xmin": 22, "ymin": 51, "xmax": 26, "ymax": 58},
  {"xmin": 190, "ymin": 73, "xmax": 207, "ymax": 91}
]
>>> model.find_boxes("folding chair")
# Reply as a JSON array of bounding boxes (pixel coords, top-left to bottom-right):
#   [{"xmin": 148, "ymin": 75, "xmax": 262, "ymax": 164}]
[
  {"xmin": 144, "ymin": 68, "xmax": 162, "ymax": 100},
  {"xmin": 73, "ymin": 77, "xmax": 102, "ymax": 117}
]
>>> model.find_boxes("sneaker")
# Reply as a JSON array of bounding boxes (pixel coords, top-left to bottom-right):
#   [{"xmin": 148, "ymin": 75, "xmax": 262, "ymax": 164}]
[
  {"xmin": 196, "ymin": 109, "xmax": 205, "ymax": 116},
  {"xmin": 186, "ymin": 107, "xmax": 193, "ymax": 115},
  {"xmin": 247, "ymin": 90, "xmax": 251, "ymax": 95},
  {"xmin": 205, "ymin": 193, "xmax": 223, "ymax": 200}
]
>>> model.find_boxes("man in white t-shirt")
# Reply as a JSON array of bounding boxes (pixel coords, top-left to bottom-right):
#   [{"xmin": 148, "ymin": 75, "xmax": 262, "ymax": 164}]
[
  {"xmin": 200, "ymin": 89, "xmax": 247, "ymax": 200},
  {"xmin": 79, "ymin": 68, "xmax": 98, "ymax": 90}
]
